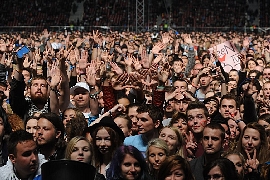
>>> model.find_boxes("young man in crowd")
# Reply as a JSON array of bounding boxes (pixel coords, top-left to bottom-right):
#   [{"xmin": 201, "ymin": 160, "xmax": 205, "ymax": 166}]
[
  {"xmin": 35, "ymin": 112, "xmax": 66, "ymax": 161},
  {"xmin": 124, "ymin": 104, "xmax": 163, "ymax": 156},
  {"xmin": 0, "ymin": 130, "xmax": 47, "ymax": 180},
  {"xmin": 189, "ymin": 123, "xmax": 225, "ymax": 180}
]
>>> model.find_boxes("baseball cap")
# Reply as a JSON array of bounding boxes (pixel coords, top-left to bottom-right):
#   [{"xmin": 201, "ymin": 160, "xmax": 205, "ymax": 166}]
[{"xmin": 70, "ymin": 82, "xmax": 90, "ymax": 95}]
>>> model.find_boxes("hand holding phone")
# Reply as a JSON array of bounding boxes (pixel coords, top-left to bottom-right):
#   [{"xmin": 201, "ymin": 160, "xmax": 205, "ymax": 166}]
[{"xmin": 17, "ymin": 46, "xmax": 30, "ymax": 58}]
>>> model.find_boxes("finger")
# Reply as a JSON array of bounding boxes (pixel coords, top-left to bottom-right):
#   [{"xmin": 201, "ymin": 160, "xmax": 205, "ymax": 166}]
[
  {"xmin": 245, "ymin": 150, "xmax": 251, "ymax": 160},
  {"xmin": 253, "ymin": 149, "xmax": 256, "ymax": 160}
]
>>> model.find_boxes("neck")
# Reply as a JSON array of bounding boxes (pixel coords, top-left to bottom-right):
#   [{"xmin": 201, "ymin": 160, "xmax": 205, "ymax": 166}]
[
  {"xmin": 200, "ymin": 86, "xmax": 211, "ymax": 93},
  {"xmin": 76, "ymin": 106, "xmax": 91, "ymax": 113},
  {"xmin": 142, "ymin": 129, "xmax": 158, "ymax": 143},
  {"xmin": 204, "ymin": 151, "xmax": 222, "ymax": 165},
  {"xmin": 39, "ymin": 145, "xmax": 56, "ymax": 160},
  {"xmin": 193, "ymin": 132, "xmax": 203, "ymax": 142}
]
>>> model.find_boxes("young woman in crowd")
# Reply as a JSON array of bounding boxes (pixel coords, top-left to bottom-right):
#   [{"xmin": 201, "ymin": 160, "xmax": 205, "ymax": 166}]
[
  {"xmin": 65, "ymin": 136, "xmax": 105, "ymax": 180},
  {"xmin": 158, "ymin": 155, "xmax": 194, "ymax": 180},
  {"xmin": 146, "ymin": 138, "xmax": 169, "ymax": 180},
  {"xmin": 106, "ymin": 145, "xmax": 151, "ymax": 180},
  {"xmin": 169, "ymin": 112, "xmax": 188, "ymax": 139},
  {"xmin": 159, "ymin": 126, "xmax": 185, "ymax": 156},
  {"xmin": 90, "ymin": 116, "xmax": 125, "ymax": 176},
  {"xmin": 62, "ymin": 108, "xmax": 85, "ymax": 127},
  {"xmin": 24, "ymin": 116, "xmax": 38, "ymax": 141},
  {"xmin": 237, "ymin": 122, "xmax": 270, "ymax": 177},
  {"xmin": 222, "ymin": 150, "xmax": 245, "ymax": 180},
  {"xmin": 203, "ymin": 158, "xmax": 239, "ymax": 180}
]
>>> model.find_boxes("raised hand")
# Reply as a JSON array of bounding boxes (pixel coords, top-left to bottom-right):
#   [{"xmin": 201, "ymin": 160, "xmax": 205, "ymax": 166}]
[
  {"xmin": 49, "ymin": 62, "xmax": 62, "ymax": 89},
  {"xmin": 152, "ymin": 42, "xmax": 165, "ymax": 54},
  {"xmin": 110, "ymin": 62, "xmax": 123, "ymax": 75},
  {"xmin": 245, "ymin": 149, "xmax": 259, "ymax": 173},
  {"xmin": 185, "ymin": 131, "xmax": 197, "ymax": 159},
  {"xmin": 132, "ymin": 56, "xmax": 142, "ymax": 70},
  {"xmin": 85, "ymin": 62, "xmax": 96, "ymax": 86}
]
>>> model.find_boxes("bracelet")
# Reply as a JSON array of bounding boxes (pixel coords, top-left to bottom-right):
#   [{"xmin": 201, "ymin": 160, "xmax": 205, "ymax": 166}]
[
  {"xmin": 89, "ymin": 91, "xmax": 99, "ymax": 99},
  {"xmin": 108, "ymin": 110, "xmax": 112, "ymax": 117},
  {"xmin": 15, "ymin": 69, "xmax": 23, "ymax": 73},
  {"xmin": 89, "ymin": 85, "xmax": 95, "ymax": 90},
  {"xmin": 50, "ymin": 87, "xmax": 61, "ymax": 96},
  {"xmin": 235, "ymin": 119, "xmax": 242, "ymax": 124},
  {"xmin": 157, "ymin": 86, "xmax": 165, "ymax": 90}
]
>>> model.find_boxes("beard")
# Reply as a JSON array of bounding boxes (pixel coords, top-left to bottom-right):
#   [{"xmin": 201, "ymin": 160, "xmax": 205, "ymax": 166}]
[{"xmin": 31, "ymin": 92, "xmax": 47, "ymax": 105}]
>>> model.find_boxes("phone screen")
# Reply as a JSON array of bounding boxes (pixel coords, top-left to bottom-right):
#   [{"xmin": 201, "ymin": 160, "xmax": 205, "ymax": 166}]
[{"xmin": 17, "ymin": 46, "xmax": 30, "ymax": 58}]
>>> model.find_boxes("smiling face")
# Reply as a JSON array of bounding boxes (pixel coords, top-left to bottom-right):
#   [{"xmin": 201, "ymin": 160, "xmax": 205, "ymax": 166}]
[
  {"xmin": 159, "ymin": 127, "xmax": 179, "ymax": 154},
  {"xmin": 241, "ymin": 128, "xmax": 261, "ymax": 154},
  {"xmin": 95, "ymin": 128, "xmax": 112, "ymax": 155},
  {"xmin": 70, "ymin": 140, "xmax": 91, "ymax": 164},
  {"xmin": 171, "ymin": 118, "xmax": 188, "ymax": 135},
  {"xmin": 121, "ymin": 154, "xmax": 141, "ymax": 180},
  {"xmin": 136, "ymin": 112, "xmax": 158, "ymax": 134},
  {"xmin": 187, "ymin": 108, "xmax": 209, "ymax": 134}
]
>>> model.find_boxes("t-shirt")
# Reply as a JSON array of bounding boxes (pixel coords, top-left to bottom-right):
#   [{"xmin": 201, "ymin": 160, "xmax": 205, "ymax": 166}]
[{"xmin": 124, "ymin": 134, "xmax": 147, "ymax": 157}]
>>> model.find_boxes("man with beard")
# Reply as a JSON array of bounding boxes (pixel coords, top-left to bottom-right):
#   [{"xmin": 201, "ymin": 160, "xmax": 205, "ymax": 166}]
[
  {"xmin": 0, "ymin": 130, "xmax": 47, "ymax": 180},
  {"xmin": 10, "ymin": 60, "xmax": 61, "ymax": 119},
  {"xmin": 35, "ymin": 112, "xmax": 66, "ymax": 160}
]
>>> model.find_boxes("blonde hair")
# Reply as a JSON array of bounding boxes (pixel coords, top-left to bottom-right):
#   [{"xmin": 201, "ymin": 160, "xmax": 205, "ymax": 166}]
[
  {"xmin": 160, "ymin": 126, "xmax": 185, "ymax": 157},
  {"xmin": 65, "ymin": 136, "xmax": 93, "ymax": 164},
  {"xmin": 146, "ymin": 138, "xmax": 169, "ymax": 158}
]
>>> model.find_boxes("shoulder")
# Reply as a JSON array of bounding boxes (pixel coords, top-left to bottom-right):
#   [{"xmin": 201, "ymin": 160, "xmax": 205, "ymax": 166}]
[
  {"xmin": 124, "ymin": 134, "xmax": 142, "ymax": 144},
  {"xmin": 0, "ymin": 160, "xmax": 17, "ymax": 179}
]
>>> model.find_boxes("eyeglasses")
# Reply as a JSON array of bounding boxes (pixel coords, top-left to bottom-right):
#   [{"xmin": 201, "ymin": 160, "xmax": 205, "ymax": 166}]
[{"xmin": 206, "ymin": 174, "xmax": 224, "ymax": 180}]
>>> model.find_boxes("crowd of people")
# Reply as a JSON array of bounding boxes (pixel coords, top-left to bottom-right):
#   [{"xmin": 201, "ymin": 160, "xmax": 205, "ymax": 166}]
[{"xmin": 0, "ymin": 28, "xmax": 270, "ymax": 180}]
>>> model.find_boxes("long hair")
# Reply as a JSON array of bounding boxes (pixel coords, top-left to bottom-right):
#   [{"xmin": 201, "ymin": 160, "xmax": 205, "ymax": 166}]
[
  {"xmin": 106, "ymin": 145, "xmax": 151, "ymax": 180},
  {"xmin": 159, "ymin": 126, "xmax": 185, "ymax": 157},
  {"xmin": 203, "ymin": 158, "xmax": 239, "ymax": 180},
  {"xmin": 92, "ymin": 126, "xmax": 123, "ymax": 168},
  {"xmin": 158, "ymin": 155, "xmax": 194, "ymax": 180},
  {"xmin": 65, "ymin": 136, "xmax": 93, "ymax": 164},
  {"xmin": 237, "ymin": 122, "xmax": 270, "ymax": 163}
]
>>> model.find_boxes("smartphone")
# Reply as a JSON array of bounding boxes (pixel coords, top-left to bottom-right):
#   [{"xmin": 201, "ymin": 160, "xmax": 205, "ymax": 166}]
[{"xmin": 17, "ymin": 46, "xmax": 30, "ymax": 58}]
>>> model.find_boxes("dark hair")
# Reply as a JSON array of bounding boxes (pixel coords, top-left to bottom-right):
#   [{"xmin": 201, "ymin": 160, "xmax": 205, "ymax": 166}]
[
  {"xmin": 169, "ymin": 112, "xmax": 187, "ymax": 126},
  {"xmin": 201, "ymin": 54, "xmax": 211, "ymax": 64},
  {"xmin": 24, "ymin": 116, "xmax": 39, "ymax": 129},
  {"xmin": 137, "ymin": 104, "xmax": 163, "ymax": 129},
  {"xmin": 107, "ymin": 145, "xmax": 151, "ymax": 180},
  {"xmin": 30, "ymin": 75, "xmax": 48, "ymax": 88},
  {"xmin": 204, "ymin": 123, "xmax": 226, "ymax": 141},
  {"xmin": 39, "ymin": 113, "xmax": 65, "ymax": 139},
  {"xmin": 158, "ymin": 155, "xmax": 194, "ymax": 180},
  {"xmin": 0, "ymin": 106, "xmax": 11, "ymax": 135},
  {"xmin": 186, "ymin": 101, "xmax": 209, "ymax": 118},
  {"xmin": 258, "ymin": 113, "xmax": 270, "ymax": 124},
  {"xmin": 8, "ymin": 130, "xmax": 34, "ymax": 156},
  {"xmin": 92, "ymin": 126, "xmax": 123, "ymax": 168},
  {"xmin": 220, "ymin": 94, "xmax": 238, "ymax": 109},
  {"xmin": 237, "ymin": 122, "xmax": 269, "ymax": 163},
  {"xmin": 115, "ymin": 114, "xmax": 132, "ymax": 129},
  {"xmin": 65, "ymin": 117, "xmax": 88, "ymax": 142},
  {"xmin": 203, "ymin": 158, "xmax": 239, "ymax": 180}
]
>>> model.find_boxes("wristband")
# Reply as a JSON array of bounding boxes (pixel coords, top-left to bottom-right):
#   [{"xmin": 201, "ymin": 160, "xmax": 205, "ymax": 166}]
[{"xmin": 235, "ymin": 119, "xmax": 242, "ymax": 124}]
